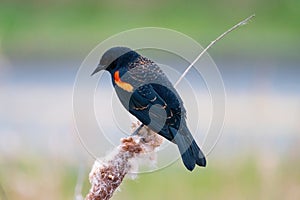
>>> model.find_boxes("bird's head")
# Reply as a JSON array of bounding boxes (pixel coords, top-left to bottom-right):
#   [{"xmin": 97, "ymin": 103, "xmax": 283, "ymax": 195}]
[{"xmin": 91, "ymin": 46, "xmax": 137, "ymax": 76}]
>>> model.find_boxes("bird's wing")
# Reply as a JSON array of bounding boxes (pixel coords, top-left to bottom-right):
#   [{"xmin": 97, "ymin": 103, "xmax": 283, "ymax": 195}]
[
  {"xmin": 129, "ymin": 83, "xmax": 171, "ymax": 133},
  {"xmin": 131, "ymin": 57, "xmax": 185, "ymax": 114},
  {"xmin": 120, "ymin": 57, "xmax": 185, "ymax": 133},
  {"xmin": 124, "ymin": 57, "xmax": 174, "ymax": 109},
  {"xmin": 125, "ymin": 57, "xmax": 172, "ymax": 88}
]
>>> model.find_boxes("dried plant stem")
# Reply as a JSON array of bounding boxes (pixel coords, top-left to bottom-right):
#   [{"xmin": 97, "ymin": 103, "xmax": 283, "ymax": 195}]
[
  {"xmin": 74, "ymin": 163, "xmax": 85, "ymax": 200},
  {"xmin": 85, "ymin": 125, "xmax": 163, "ymax": 200},
  {"xmin": 174, "ymin": 14, "xmax": 255, "ymax": 87}
]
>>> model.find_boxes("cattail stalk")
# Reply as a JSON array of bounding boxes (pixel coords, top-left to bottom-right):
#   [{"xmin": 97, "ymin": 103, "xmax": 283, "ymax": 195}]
[{"xmin": 85, "ymin": 124, "xmax": 163, "ymax": 200}]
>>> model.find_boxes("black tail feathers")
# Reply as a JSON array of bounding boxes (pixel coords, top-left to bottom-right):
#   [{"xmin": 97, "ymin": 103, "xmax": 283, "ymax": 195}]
[
  {"xmin": 191, "ymin": 140, "xmax": 206, "ymax": 167},
  {"xmin": 170, "ymin": 127, "xmax": 206, "ymax": 171}
]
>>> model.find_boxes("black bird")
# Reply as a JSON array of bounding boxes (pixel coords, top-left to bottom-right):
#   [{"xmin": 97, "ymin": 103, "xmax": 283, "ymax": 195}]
[{"xmin": 92, "ymin": 47, "xmax": 206, "ymax": 171}]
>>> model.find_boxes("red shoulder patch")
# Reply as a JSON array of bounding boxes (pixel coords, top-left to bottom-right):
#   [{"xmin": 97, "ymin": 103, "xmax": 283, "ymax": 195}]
[{"xmin": 114, "ymin": 71, "xmax": 133, "ymax": 92}]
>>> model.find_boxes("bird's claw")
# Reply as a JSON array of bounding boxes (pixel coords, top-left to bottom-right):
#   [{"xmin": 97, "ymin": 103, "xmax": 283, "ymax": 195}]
[{"xmin": 131, "ymin": 124, "xmax": 144, "ymax": 136}]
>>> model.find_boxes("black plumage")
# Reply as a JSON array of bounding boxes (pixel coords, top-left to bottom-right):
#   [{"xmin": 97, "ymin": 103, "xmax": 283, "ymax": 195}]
[{"xmin": 92, "ymin": 47, "xmax": 206, "ymax": 171}]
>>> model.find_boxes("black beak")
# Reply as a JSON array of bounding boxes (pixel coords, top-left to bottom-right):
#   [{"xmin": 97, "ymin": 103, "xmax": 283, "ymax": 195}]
[{"xmin": 91, "ymin": 64, "xmax": 106, "ymax": 76}]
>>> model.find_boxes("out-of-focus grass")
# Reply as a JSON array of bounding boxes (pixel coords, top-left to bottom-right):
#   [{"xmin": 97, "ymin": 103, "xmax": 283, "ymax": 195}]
[
  {"xmin": 1, "ymin": 155, "xmax": 300, "ymax": 200},
  {"xmin": 117, "ymin": 159, "xmax": 263, "ymax": 200},
  {"xmin": 0, "ymin": 0, "xmax": 299, "ymax": 58}
]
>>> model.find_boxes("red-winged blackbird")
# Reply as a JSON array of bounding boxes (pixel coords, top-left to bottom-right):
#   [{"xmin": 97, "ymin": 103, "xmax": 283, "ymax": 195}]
[{"xmin": 92, "ymin": 47, "xmax": 206, "ymax": 171}]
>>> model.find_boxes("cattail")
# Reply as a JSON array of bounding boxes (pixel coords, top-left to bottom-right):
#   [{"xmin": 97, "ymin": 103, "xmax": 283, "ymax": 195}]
[{"xmin": 85, "ymin": 124, "xmax": 163, "ymax": 200}]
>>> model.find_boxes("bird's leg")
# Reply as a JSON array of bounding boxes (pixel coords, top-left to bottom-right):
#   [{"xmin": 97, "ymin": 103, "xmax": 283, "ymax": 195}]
[{"xmin": 131, "ymin": 124, "xmax": 144, "ymax": 136}]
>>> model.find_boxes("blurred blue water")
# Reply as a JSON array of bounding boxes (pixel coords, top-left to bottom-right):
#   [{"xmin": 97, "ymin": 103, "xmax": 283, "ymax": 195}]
[
  {"xmin": 0, "ymin": 58, "xmax": 299, "ymax": 159},
  {"xmin": 4, "ymin": 58, "xmax": 300, "ymax": 92}
]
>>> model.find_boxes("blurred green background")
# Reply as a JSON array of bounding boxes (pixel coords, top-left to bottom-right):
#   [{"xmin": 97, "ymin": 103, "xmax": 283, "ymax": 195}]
[
  {"xmin": 0, "ymin": 0, "xmax": 299, "ymax": 59},
  {"xmin": 1, "ymin": 0, "xmax": 300, "ymax": 200}
]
